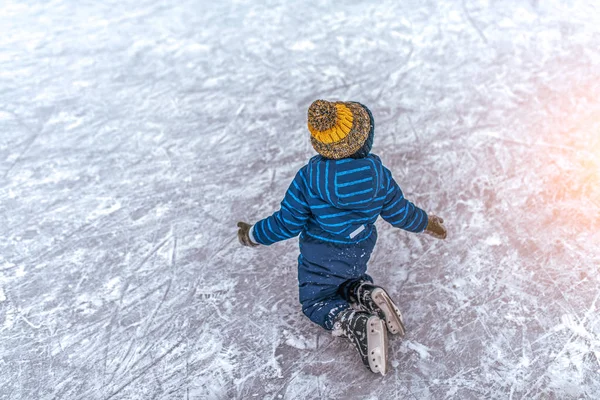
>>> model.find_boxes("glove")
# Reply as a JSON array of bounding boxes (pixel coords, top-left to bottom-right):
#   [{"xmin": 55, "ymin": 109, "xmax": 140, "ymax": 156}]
[
  {"xmin": 424, "ymin": 214, "xmax": 447, "ymax": 240},
  {"xmin": 237, "ymin": 222, "xmax": 259, "ymax": 247}
]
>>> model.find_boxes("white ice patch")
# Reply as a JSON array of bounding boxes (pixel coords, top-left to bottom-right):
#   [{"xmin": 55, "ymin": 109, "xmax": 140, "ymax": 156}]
[
  {"xmin": 322, "ymin": 65, "xmax": 343, "ymax": 77},
  {"xmin": 2, "ymin": 306, "xmax": 15, "ymax": 330},
  {"xmin": 155, "ymin": 204, "xmax": 169, "ymax": 217},
  {"xmin": 289, "ymin": 40, "xmax": 315, "ymax": 51},
  {"xmin": 86, "ymin": 198, "xmax": 121, "ymax": 222},
  {"xmin": 15, "ymin": 265, "xmax": 25, "ymax": 277},
  {"xmin": 72, "ymin": 80, "xmax": 91, "ymax": 88},
  {"xmin": 283, "ymin": 330, "xmax": 316, "ymax": 350},
  {"xmin": 46, "ymin": 111, "xmax": 84, "ymax": 130},
  {"xmin": 187, "ymin": 43, "xmax": 211, "ymax": 53},
  {"xmin": 560, "ymin": 314, "xmax": 595, "ymax": 340},
  {"xmin": 75, "ymin": 293, "xmax": 103, "ymax": 315},
  {"xmin": 37, "ymin": 168, "xmax": 76, "ymax": 185},
  {"xmin": 485, "ymin": 235, "xmax": 502, "ymax": 246},
  {"xmin": 203, "ymin": 77, "xmax": 225, "ymax": 89},
  {"xmin": 0, "ymin": 288, "xmax": 6, "ymax": 302},
  {"xmin": 406, "ymin": 340, "xmax": 431, "ymax": 359},
  {"xmin": 104, "ymin": 277, "xmax": 122, "ymax": 301},
  {"xmin": 451, "ymin": 277, "xmax": 466, "ymax": 288}
]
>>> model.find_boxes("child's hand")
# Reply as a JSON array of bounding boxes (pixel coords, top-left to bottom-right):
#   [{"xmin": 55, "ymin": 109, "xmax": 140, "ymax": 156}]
[
  {"xmin": 237, "ymin": 221, "xmax": 259, "ymax": 247},
  {"xmin": 424, "ymin": 215, "xmax": 447, "ymax": 240}
]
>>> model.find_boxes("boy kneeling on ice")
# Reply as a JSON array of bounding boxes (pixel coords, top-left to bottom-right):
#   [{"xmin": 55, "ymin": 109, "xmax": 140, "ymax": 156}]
[{"xmin": 237, "ymin": 99, "xmax": 447, "ymax": 375}]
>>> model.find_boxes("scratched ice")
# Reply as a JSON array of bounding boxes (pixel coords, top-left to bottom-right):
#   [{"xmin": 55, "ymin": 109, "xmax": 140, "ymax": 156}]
[{"xmin": 1, "ymin": 0, "xmax": 599, "ymax": 399}]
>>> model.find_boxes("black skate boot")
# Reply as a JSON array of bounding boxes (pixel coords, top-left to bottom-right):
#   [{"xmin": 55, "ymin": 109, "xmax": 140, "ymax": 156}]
[
  {"xmin": 349, "ymin": 281, "xmax": 406, "ymax": 336},
  {"xmin": 333, "ymin": 309, "xmax": 388, "ymax": 375}
]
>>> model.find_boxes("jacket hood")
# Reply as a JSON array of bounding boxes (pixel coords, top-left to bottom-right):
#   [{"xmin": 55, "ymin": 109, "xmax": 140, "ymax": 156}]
[{"xmin": 306, "ymin": 154, "xmax": 384, "ymax": 210}]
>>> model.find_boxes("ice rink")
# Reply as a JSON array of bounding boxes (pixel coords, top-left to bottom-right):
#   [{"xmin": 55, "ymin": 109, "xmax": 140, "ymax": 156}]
[{"xmin": 1, "ymin": 0, "xmax": 600, "ymax": 398}]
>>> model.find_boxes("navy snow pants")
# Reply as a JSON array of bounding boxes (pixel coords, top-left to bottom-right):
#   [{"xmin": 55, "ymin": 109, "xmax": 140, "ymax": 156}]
[{"xmin": 297, "ymin": 230, "xmax": 377, "ymax": 330}]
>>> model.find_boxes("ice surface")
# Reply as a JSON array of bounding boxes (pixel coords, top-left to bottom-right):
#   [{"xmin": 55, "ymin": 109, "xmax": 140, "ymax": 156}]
[{"xmin": 1, "ymin": 0, "xmax": 600, "ymax": 399}]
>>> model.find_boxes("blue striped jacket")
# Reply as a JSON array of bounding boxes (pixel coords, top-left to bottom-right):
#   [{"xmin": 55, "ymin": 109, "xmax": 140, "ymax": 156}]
[{"xmin": 251, "ymin": 154, "xmax": 428, "ymax": 245}]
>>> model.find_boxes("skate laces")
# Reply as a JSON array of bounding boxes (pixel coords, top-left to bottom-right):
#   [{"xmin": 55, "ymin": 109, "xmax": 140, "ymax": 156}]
[
  {"xmin": 356, "ymin": 282, "xmax": 374, "ymax": 309},
  {"xmin": 355, "ymin": 282, "xmax": 388, "ymax": 320}
]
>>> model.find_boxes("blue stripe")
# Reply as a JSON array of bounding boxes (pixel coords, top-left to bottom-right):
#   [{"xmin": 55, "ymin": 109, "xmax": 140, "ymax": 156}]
[
  {"xmin": 288, "ymin": 189, "xmax": 308, "ymax": 207},
  {"xmin": 281, "ymin": 215, "xmax": 305, "ymax": 227},
  {"xmin": 257, "ymin": 222, "xmax": 274, "ymax": 244},
  {"xmin": 389, "ymin": 205, "xmax": 409, "ymax": 225},
  {"xmin": 281, "ymin": 208, "xmax": 308, "ymax": 226},
  {"xmin": 340, "ymin": 197, "xmax": 377, "ymax": 206},
  {"xmin": 319, "ymin": 210, "xmax": 354, "ymax": 219},
  {"xmin": 317, "ymin": 216, "xmax": 375, "ymax": 228},
  {"xmin": 405, "ymin": 209, "xmax": 423, "ymax": 230},
  {"xmin": 386, "ymin": 186, "xmax": 394, "ymax": 195},
  {"xmin": 366, "ymin": 157, "xmax": 379, "ymax": 185},
  {"xmin": 253, "ymin": 222, "xmax": 266, "ymax": 244},
  {"xmin": 413, "ymin": 209, "xmax": 425, "ymax": 231},
  {"xmin": 338, "ymin": 188, "xmax": 373, "ymax": 198},
  {"xmin": 261, "ymin": 221, "xmax": 279, "ymax": 243},
  {"xmin": 396, "ymin": 205, "xmax": 411, "ymax": 225},
  {"xmin": 305, "ymin": 229, "xmax": 372, "ymax": 244},
  {"xmin": 311, "ymin": 203, "xmax": 331, "ymax": 209},
  {"xmin": 292, "ymin": 180, "xmax": 302, "ymax": 192},
  {"xmin": 336, "ymin": 159, "xmax": 353, "ymax": 164},
  {"xmin": 281, "ymin": 204, "xmax": 308, "ymax": 220},
  {"xmin": 405, "ymin": 212, "xmax": 419, "ymax": 230},
  {"xmin": 337, "ymin": 177, "xmax": 372, "ymax": 188},
  {"xmin": 298, "ymin": 170, "xmax": 318, "ymax": 199},
  {"xmin": 325, "ymin": 162, "xmax": 333, "ymax": 204},
  {"xmin": 267, "ymin": 219, "xmax": 287, "ymax": 240},
  {"xmin": 281, "ymin": 198, "xmax": 293, "ymax": 212},
  {"xmin": 383, "ymin": 195, "xmax": 405, "ymax": 212},
  {"xmin": 316, "ymin": 162, "xmax": 323, "ymax": 198},
  {"xmin": 416, "ymin": 209, "xmax": 425, "ymax": 230},
  {"xmin": 282, "ymin": 199, "xmax": 303, "ymax": 216},
  {"xmin": 336, "ymin": 166, "xmax": 370, "ymax": 176},
  {"xmin": 364, "ymin": 205, "xmax": 383, "ymax": 213},
  {"xmin": 386, "ymin": 205, "xmax": 406, "ymax": 218},
  {"xmin": 320, "ymin": 205, "xmax": 382, "ymax": 220},
  {"xmin": 289, "ymin": 228, "xmax": 302, "ymax": 236},
  {"xmin": 296, "ymin": 171, "xmax": 307, "ymax": 189},
  {"xmin": 376, "ymin": 159, "xmax": 383, "ymax": 185}
]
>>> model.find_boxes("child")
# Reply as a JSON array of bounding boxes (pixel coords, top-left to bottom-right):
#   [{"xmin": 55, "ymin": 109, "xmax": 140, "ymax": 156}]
[{"xmin": 237, "ymin": 99, "xmax": 447, "ymax": 375}]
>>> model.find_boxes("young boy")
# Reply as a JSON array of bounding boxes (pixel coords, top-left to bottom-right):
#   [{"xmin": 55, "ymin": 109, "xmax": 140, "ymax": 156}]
[{"xmin": 237, "ymin": 100, "xmax": 447, "ymax": 375}]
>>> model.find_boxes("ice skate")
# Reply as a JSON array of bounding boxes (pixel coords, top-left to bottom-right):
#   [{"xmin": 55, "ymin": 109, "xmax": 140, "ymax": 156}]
[
  {"xmin": 334, "ymin": 309, "xmax": 388, "ymax": 375},
  {"xmin": 351, "ymin": 282, "xmax": 406, "ymax": 336}
]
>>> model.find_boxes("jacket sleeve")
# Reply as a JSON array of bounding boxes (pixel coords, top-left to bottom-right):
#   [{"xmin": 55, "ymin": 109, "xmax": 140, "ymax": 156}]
[
  {"xmin": 251, "ymin": 170, "xmax": 311, "ymax": 245},
  {"xmin": 380, "ymin": 170, "xmax": 428, "ymax": 233}
]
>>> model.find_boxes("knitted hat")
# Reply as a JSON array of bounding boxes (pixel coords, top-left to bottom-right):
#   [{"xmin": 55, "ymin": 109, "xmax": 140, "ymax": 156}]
[{"xmin": 307, "ymin": 100, "xmax": 373, "ymax": 159}]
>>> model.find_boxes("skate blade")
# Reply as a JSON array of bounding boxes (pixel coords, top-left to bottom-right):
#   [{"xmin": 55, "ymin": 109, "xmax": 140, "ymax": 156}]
[
  {"xmin": 372, "ymin": 288, "xmax": 406, "ymax": 336},
  {"xmin": 367, "ymin": 316, "xmax": 388, "ymax": 376}
]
